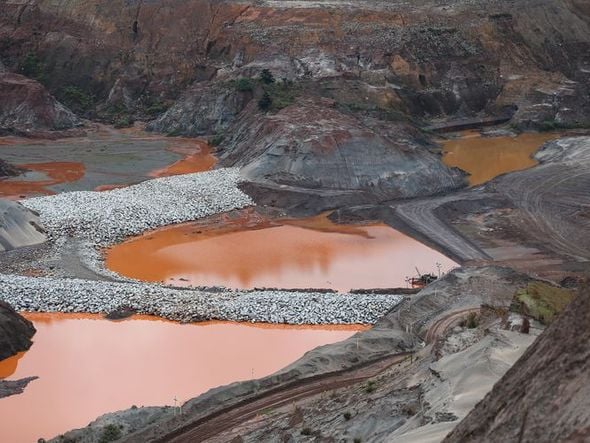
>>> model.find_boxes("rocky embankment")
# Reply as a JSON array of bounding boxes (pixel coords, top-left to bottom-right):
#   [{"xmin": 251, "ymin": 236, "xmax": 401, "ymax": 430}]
[
  {"xmin": 0, "ymin": 274, "xmax": 403, "ymax": 325},
  {"xmin": 0, "ymin": 72, "xmax": 79, "ymax": 135},
  {"xmin": 444, "ymin": 285, "xmax": 590, "ymax": 443},
  {"xmin": 21, "ymin": 168, "xmax": 252, "ymax": 245},
  {"xmin": 0, "ymin": 200, "xmax": 46, "ymax": 252},
  {"xmin": 0, "ymin": 300, "xmax": 35, "ymax": 361}
]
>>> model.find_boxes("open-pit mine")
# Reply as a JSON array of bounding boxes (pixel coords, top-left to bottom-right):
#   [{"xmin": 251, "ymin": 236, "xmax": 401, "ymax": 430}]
[{"xmin": 0, "ymin": 0, "xmax": 589, "ymax": 442}]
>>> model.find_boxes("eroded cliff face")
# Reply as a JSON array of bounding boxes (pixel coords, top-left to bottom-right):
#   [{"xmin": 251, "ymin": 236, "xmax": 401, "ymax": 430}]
[{"xmin": 1, "ymin": 0, "xmax": 589, "ymax": 130}]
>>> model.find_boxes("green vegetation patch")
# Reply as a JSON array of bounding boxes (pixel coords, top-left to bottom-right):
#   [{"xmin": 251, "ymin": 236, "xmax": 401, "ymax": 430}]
[
  {"xmin": 98, "ymin": 424, "xmax": 122, "ymax": 443},
  {"xmin": 20, "ymin": 52, "xmax": 46, "ymax": 82},
  {"xmin": 512, "ymin": 282, "xmax": 574, "ymax": 325},
  {"xmin": 60, "ymin": 86, "xmax": 94, "ymax": 113}
]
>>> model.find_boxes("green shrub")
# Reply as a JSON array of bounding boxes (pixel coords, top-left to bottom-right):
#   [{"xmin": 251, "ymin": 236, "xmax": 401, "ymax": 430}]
[
  {"xmin": 235, "ymin": 77, "xmax": 254, "ymax": 92},
  {"xmin": 61, "ymin": 86, "xmax": 94, "ymax": 112},
  {"xmin": 210, "ymin": 133, "xmax": 224, "ymax": 146},
  {"xmin": 343, "ymin": 411, "xmax": 352, "ymax": 420},
  {"xmin": 145, "ymin": 101, "xmax": 168, "ymax": 116},
  {"xmin": 301, "ymin": 427, "xmax": 312, "ymax": 435},
  {"xmin": 365, "ymin": 380, "xmax": 376, "ymax": 393},
  {"xmin": 354, "ymin": 438, "xmax": 362, "ymax": 443},
  {"xmin": 258, "ymin": 92, "xmax": 273, "ymax": 111},
  {"xmin": 98, "ymin": 424, "xmax": 122, "ymax": 443},
  {"xmin": 466, "ymin": 312, "xmax": 479, "ymax": 329},
  {"xmin": 20, "ymin": 53, "xmax": 45, "ymax": 82},
  {"xmin": 259, "ymin": 69, "xmax": 275, "ymax": 84},
  {"xmin": 113, "ymin": 115, "xmax": 132, "ymax": 128}
]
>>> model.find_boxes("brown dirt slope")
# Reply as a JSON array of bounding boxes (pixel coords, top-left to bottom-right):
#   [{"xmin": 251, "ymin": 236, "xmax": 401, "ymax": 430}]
[{"xmin": 443, "ymin": 286, "xmax": 590, "ymax": 443}]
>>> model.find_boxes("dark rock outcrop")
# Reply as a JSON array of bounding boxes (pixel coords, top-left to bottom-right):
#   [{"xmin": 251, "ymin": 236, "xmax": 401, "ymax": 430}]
[
  {"xmin": 219, "ymin": 100, "xmax": 467, "ymax": 212},
  {"xmin": 0, "ymin": 159, "xmax": 25, "ymax": 177},
  {"xmin": 0, "ymin": 73, "xmax": 79, "ymax": 135},
  {"xmin": 147, "ymin": 81, "xmax": 251, "ymax": 136},
  {"xmin": 443, "ymin": 286, "xmax": 590, "ymax": 443},
  {"xmin": 0, "ymin": 301, "xmax": 35, "ymax": 361}
]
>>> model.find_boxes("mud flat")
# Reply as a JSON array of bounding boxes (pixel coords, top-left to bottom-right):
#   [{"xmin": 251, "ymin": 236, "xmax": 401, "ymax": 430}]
[{"xmin": 0, "ymin": 126, "xmax": 216, "ymax": 197}]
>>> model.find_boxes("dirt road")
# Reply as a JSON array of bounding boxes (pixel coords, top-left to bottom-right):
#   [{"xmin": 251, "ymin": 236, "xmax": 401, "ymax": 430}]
[{"xmin": 155, "ymin": 352, "xmax": 413, "ymax": 443}]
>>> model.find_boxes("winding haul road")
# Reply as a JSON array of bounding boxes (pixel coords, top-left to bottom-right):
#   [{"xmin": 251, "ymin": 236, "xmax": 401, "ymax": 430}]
[
  {"xmin": 157, "ymin": 352, "xmax": 413, "ymax": 443},
  {"xmin": 494, "ymin": 139, "xmax": 590, "ymax": 261},
  {"xmin": 391, "ymin": 137, "xmax": 590, "ymax": 266},
  {"xmin": 155, "ymin": 306, "xmax": 478, "ymax": 443}
]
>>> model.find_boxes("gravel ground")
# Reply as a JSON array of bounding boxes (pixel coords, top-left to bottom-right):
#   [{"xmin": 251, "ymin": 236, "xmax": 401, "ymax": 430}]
[
  {"xmin": 0, "ymin": 274, "xmax": 403, "ymax": 324},
  {"xmin": 3, "ymin": 167, "xmax": 406, "ymax": 324},
  {"xmin": 21, "ymin": 168, "xmax": 253, "ymax": 245}
]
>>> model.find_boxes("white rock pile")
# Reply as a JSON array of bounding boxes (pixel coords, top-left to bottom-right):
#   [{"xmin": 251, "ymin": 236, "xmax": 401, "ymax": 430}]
[
  {"xmin": 0, "ymin": 274, "xmax": 404, "ymax": 325},
  {"xmin": 21, "ymin": 168, "xmax": 253, "ymax": 245}
]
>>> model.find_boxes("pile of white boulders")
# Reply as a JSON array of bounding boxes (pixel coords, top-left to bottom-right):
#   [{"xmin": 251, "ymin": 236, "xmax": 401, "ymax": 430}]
[
  {"xmin": 21, "ymin": 168, "xmax": 253, "ymax": 245},
  {"xmin": 0, "ymin": 274, "xmax": 404, "ymax": 325},
  {"xmin": 11, "ymin": 166, "xmax": 405, "ymax": 325}
]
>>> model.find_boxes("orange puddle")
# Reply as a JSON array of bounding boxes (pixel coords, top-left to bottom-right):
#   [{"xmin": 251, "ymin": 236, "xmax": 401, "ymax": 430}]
[
  {"xmin": 0, "ymin": 313, "xmax": 360, "ymax": 443},
  {"xmin": 95, "ymin": 140, "xmax": 217, "ymax": 191},
  {"xmin": 442, "ymin": 132, "xmax": 559, "ymax": 186},
  {"xmin": 149, "ymin": 140, "xmax": 217, "ymax": 178},
  {"xmin": 106, "ymin": 212, "xmax": 457, "ymax": 291},
  {"xmin": 0, "ymin": 161, "xmax": 85, "ymax": 199}
]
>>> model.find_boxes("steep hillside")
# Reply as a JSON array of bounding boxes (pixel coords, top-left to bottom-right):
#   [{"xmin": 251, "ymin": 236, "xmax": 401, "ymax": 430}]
[
  {"xmin": 444, "ymin": 286, "xmax": 590, "ymax": 443},
  {"xmin": 0, "ymin": 0, "xmax": 588, "ymax": 130}
]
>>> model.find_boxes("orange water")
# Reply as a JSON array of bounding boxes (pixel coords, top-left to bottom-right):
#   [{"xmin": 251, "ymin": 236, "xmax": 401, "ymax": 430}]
[
  {"xmin": 442, "ymin": 132, "xmax": 559, "ymax": 185},
  {"xmin": 106, "ymin": 213, "xmax": 456, "ymax": 291},
  {"xmin": 149, "ymin": 140, "xmax": 217, "ymax": 177},
  {"xmin": 0, "ymin": 313, "xmax": 360, "ymax": 443},
  {"xmin": 0, "ymin": 161, "xmax": 85, "ymax": 199}
]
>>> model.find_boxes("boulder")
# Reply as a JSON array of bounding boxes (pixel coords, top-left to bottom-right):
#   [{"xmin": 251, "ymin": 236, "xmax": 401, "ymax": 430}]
[{"xmin": 0, "ymin": 300, "xmax": 35, "ymax": 361}]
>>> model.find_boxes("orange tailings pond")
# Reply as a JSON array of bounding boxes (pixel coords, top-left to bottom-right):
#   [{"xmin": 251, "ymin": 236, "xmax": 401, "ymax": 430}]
[
  {"xmin": 106, "ymin": 212, "xmax": 457, "ymax": 291},
  {"xmin": 0, "ymin": 162, "xmax": 85, "ymax": 199},
  {"xmin": 442, "ymin": 131, "xmax": 559, "ymax": 186},
  {"xmin": 0, "ymin": 313, "xmax": 361, "ymax": 443}
]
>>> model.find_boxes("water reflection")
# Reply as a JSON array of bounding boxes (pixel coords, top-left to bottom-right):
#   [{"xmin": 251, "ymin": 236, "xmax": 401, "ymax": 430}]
[
  {"xmin": 442, "ymin": 132, "xmax": 559, "ymax": 186},
  {"xmin": 0, "ymin": 313, "xmax": 360, "ymax": 443},
  {"xmin": 106, "ymin": 213, "xmax": 457, "ymax": 291}
]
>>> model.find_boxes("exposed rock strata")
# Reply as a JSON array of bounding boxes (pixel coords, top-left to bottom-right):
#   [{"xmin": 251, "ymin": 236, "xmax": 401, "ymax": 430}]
[
  {"xmin": 0, "ymin": 73, "xmax": 79, "ymax": 135},
  {"xmin": 219, "ymin": 101, "xmax": 467, "ymax": 212},
  {"xmin": 1, "ymin": 0, "xmax": 588, "ymax": 129}
]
